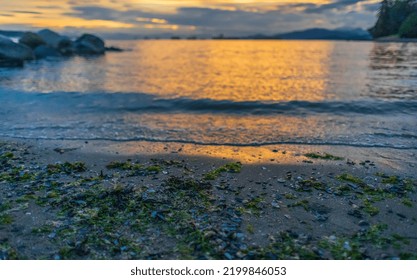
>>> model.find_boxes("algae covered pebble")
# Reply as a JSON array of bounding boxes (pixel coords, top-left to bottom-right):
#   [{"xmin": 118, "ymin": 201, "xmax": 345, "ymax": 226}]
[
  {"xmin": 47, "ymin": 162, "xmax": 87, "ymax": 174},
  {"xmin": 204, "ymin": 162, "xmax": 242, "ymax": 180},
  {"xmin": 304, "ymin": 153, "xmax": 343, "ymax": 161}
]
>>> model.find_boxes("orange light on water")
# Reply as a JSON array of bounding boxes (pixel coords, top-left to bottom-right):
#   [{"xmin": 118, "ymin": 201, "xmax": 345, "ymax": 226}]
[{"xmin": 103, "ymin": 40, "xmax": 335, "ymax": 102}]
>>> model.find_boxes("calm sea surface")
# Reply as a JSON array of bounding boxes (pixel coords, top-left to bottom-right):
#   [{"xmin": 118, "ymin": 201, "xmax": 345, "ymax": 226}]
[{"xmin": 0, "ymin": 40, "xmax": 417, "ymax": 148}]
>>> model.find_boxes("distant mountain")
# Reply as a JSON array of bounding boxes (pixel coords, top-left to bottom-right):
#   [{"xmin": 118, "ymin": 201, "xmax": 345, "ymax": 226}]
[
  {"xmin": 0, "ymin": 28, "xmax": 372, "ymax": 41},
  {"xmin": 277, "ymin": 28, "xmax": 372, "ymax": 40}
]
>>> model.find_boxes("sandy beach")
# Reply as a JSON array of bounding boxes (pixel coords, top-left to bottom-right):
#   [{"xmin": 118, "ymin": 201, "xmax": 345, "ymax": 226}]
[{"xmin": 1, "ymin": 138, "xmax": 416, "ymax": 260}]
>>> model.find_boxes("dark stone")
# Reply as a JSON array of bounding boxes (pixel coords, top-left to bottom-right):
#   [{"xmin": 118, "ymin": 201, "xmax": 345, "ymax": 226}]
[
  {"xmin": 0, "ymin": 58, "xmax": 24, "ymax": 68},
  {"xmin": 0, "ymin": 35, "xmax": 34, "ymax": 62},
  {"xmin": 105, "ymin": 46, "xmax": 123, "ymax": 52},
  {"xmin": 37, "ymin": 29, "xmax": 74, "ymax": 55},
  {"xmin": 348, "ymin": 209, "xmax": 363, "ymax": 219},
  {"xmin": 19, "ymin": 32, "xmax": 46, "ymax": 49},
  {"xmin": 397, "ymin": 213, "xmax": 407, "ymax": 219},
  {"xmin": 358, "ymin": 220, "xmax": 370, "ymax": 227},
  {"xmin": 75, "ymin": 34, "xmax": 105, "ymax": 55},
  {"xmin": 38, "ymin": 29, "xmax": 69, "ymax": 48},
  {"xmin": 34, "ymin": 45, "xmax": 62, "ymax": 59}
]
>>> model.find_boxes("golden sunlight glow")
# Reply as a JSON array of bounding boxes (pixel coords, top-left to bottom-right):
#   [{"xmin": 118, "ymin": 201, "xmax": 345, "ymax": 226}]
[
  {"xmin": 144, "ymin": 24, "xmax": 179, "ymax": 30},
  {"xmin": 136, "ymin": 18, "xmax": 168, "ymax": 24},
  {"xmin": 106, "ymin": 140, "xmax": 307, "ymax": 164},
  {"xmin": 101, "ymin": 40, "xmax": 334, "ymax": 102},
  {"xmin": 0, "ymin": 14, "xmax": 134, "ymax": 29},
  {"xmin": 0, "ymin": 0, "xmax": 347, "ymax": 31}
]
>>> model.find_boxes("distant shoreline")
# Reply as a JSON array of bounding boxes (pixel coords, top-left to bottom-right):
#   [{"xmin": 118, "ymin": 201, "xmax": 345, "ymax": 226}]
[{"xmin": 374, "ymin": 37, "xmax": 417, "ymax": 43}]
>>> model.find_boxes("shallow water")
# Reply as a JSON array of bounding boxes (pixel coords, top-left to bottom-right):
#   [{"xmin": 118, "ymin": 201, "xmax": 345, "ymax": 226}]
[{"xmin": 1, "ymin": 40, "xmax": 417, "ymax": 148}]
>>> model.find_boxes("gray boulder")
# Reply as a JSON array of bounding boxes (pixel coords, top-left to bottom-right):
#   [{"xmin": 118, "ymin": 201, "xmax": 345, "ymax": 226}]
[
  {"xmin": 0, "ymin": 58, "xmax": 24, "ymax": 68},
  {"xmin": 37, "ymin": 29, "xmax": 74, "ymax": 55},
  {"xmin": 34, "ymin": 45, "xmax": 62, "ymax": 59},
  {"xmin": 0, "ymin": 35, "xmax": 34, "ymax": 65},
  {"xmin": 19, "ymin": 32, "xmax": 46, "ymax": 49},
  {"xmin": 74, "ymin": 34, "xmax": 105, "ymax": 55}
]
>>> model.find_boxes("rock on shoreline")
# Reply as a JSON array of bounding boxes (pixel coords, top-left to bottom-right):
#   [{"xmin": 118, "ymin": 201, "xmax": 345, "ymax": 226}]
[
  {"xmin": 0, "ymin": 29, "xmax": 121, "ymax": 67},
  {"xmin": 0, "ymin": 35, "xmax": 34, "ymax": 67}
]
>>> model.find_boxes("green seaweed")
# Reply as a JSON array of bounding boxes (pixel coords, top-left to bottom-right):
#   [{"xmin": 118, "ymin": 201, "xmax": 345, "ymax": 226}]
[
  {"xmin": 284, "ymin": 193, "xmax": 297, "ymax": 200},
  {"xmin": 363, "ymin": 200, "xmax": 380, "ymax": 216},
  {"xmin": 204, "ymin": 162, "xmax": 242, "ymax": 180},
  {"xmin": 304, "ymin": 153, "xmax": 343, "ymax": 161},
  {"xmin": 399, "ymin": 253, "xmax": 417, "ymax": 260},
  {"xmin": 0, "ymin": 202, "xmax": 12, "ymax": 213},
  {"xmin": 106, "ymin": 161, "xmax": 143, "ymax": 170},
  {"xmin": 0, "ymin": 152, "xmax": 14, "ymax": 159},
  {"xmin": 47, "ymin": 162, "xmax": 86, "ymax": 174},
  {"xmin": 287, "ymin": 200, "xmax": 310, "ymax": 211},
  {"xmin": 32, "ymin": 224, "xmax": 54, "ymax": 234},
  {"xmin": 319, "ymin": 237, "xmax": 363, "ymax": 260},
  {"xmin": 238, "ymin": 197, "xmax": 264, "ymax": 215},
  {"xmin": 337, "ymin": 173, "xmax": 365, "ymax": 185},
  {"xmin": 0, "ymin": 166, "xmax": 37, "ymax": 183},
  {"xmin": 297, "ymin": 179, "xmax": 326, "ymax": 192},
  {"xmin": 404, "ymin": 179, "xmax": 416, "ymax": 192},
  {"xmin": 106, "ymin": 161, "xmax": 162, "ymax": 175},
  {"xmin": 402, "ymin": 198, "xmax": 413, "ymax": 208},
  {"xmin": 253, "ymin": 231, "xmax": 321, "ymax": 260},
  {"xmin": 0, "ymin": 213, "xmax": 13, "ymax": 225},
  {"xmin": 382, "ymin": 176, "xmax": 400, "ymax": 184},
  {"xmin": 146, "ymin": 165, "xmax": 162, "ymax": 173},
  {"xmin": 0, "ymin": 242, "xmax": 19, "ymax": 260},
  {"xmin": 247, "ymin": 224, "xmax": 255, "ymax": 234}
]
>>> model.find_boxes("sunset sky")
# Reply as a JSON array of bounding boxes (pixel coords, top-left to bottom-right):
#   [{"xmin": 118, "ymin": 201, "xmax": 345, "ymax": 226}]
[{"xmin": 0, "ymin": 0, "xmax": 381, "ymax": 36}]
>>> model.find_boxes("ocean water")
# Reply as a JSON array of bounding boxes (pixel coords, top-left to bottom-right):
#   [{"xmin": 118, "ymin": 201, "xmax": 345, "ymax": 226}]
[{"xmin": 0, "ymin": 40, "xmax": 417, "ymax": 149}]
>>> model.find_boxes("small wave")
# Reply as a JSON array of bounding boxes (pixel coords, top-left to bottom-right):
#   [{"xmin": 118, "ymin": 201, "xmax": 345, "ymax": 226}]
[
  {"xmin": 1, "ymin": 133, "xmax": 417, "ymax": 150},
  {"xmin": 2, "ymin": 90, "xmax": 417, "ymax": 116},
  {"xmin": 77, "ymin": 92, "xmax": 417, "ymax": 115},
  {"xmin": 374, "ymin": 132, "xmax": 417, "ymax": 139}
]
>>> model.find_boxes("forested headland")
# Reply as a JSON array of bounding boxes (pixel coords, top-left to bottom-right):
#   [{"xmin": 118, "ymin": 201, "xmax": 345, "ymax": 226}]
[{"xmin": 369, "ymin": 0, "xmax": 417, "ymax": 38}]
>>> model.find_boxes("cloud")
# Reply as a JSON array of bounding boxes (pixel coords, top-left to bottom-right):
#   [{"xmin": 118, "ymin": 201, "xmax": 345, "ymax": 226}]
[
  {"xmin": 11, "ymin": 10, "xmax": 43, "ymax": 15},
  {"xmin": 36, "ymin": 5, "xmax": 62, "ymax": 9},
  {"xmin": 300, "ymin": 0, "xmax": 368, "ymax": 14},
  {"xmin": 65, "ymin": 6, "xmax": 149, "ymax": 22},
  {"xmin": 50, "ymin": 0, "xmax": 382, "ymax": 35}
]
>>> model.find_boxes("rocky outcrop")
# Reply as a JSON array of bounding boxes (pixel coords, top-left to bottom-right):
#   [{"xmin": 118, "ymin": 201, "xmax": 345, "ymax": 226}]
[
  {"xmin": 0, "ymin": 58, "xmax": 24, "ymax": 68},
  {"xmin": 19, "ymin": 32, "xmax": 46, "ymax": 49},
  {"xmin": 105, "ymin": 46, "xmax": 123, "ymax": 52},
  {"xmin": 74, "ymin": 34, "xmax": 105, "ymax": 55},
  {"xmin": 34, "ymin": 45, "xmax": 62, "ymax": 59},
  {"xmin": 1, "ymin": 29, "xmax": 122, "ymax": 67},
  {"xmin": 0, "ymin": 35, "xmax": 34, "ymax": 67},
  {"xmin": 38, "ymin": 29, "xmax": 74, "ymax": 55}
]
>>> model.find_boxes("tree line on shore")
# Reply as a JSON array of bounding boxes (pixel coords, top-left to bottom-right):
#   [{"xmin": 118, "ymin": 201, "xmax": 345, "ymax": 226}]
[{"xmin": 369, "ymin": 0, "xmax": 417, "ymax": 38}]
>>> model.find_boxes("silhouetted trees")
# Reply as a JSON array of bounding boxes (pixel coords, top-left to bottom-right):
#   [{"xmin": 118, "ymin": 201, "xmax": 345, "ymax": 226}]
[{"xmin": 369, "ymin": 0, "xmax": 417, "ymax": 38}]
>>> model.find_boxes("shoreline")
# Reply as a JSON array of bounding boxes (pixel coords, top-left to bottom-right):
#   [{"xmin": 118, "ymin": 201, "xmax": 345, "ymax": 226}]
[
  {"xmin": 1, "ymin": 138, "xmax": 416, "ymax": 259},
  {"xmin": 374, "ymin": 38, "xmax": 417, "ymax": 43}
]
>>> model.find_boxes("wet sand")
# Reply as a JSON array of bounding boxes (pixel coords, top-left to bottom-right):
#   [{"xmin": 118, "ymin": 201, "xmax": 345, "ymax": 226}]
[{"xmin": 1, "ymin": 138, "xmax": 416, "ymax": 260}]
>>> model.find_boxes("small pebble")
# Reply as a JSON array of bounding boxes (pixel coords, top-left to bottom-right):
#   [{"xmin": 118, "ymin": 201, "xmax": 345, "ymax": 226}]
[
  {"xmin": 224, "ymin": 252, "xmax": 233, "ymax": 260},
  {"xmin": 271, "ymin": 202, "xmax": 280, "ymax": 209},
  {"xmin": 358, "ymin": 220, "xmax": 370, "ymax": 227}
]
